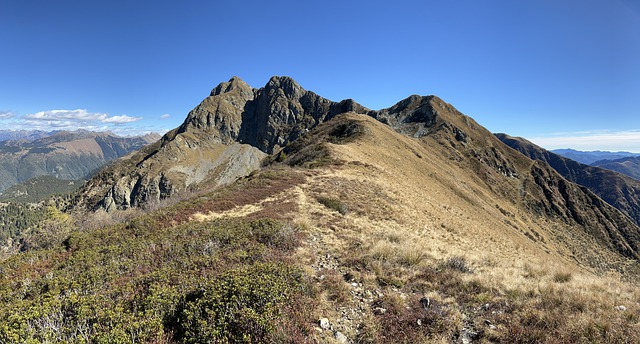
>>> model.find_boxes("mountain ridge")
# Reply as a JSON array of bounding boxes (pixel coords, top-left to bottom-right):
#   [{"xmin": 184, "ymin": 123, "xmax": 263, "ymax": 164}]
[
  {"xmin": 552, "ymin": 148, "xmax": 640, "ymax": 165},
  {"xmin": 496, "ymin": 134, "xmax": 640, "ymax": 228},
  {"xmin": 0, "ymin": 131, "xmax": 160, "ymax": 192},
  {"xmin": 73, "ymin": 76, "xmax": 640, "ymax": 266},
  {"xmin": 74, "ymin": 76, "xmax": 372, "ymax": 210},
  {"xmin": 592, "ymin": 156, "xmax": 640, "ymax": 180}
]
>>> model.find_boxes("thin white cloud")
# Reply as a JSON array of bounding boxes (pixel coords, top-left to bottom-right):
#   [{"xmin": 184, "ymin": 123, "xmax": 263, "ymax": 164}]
[
  {"xmin": 0, "ymin": 111, "xmax": 16, "ymax": 119},
  {"xmin": 0, "ymin": 109, "xmax": 152, "ymax": 135},
  {"xmin": 108, "ymin": 125, "xmax": 169, "ymax": 137},
  {"xmin": 528, "ymin": 130, "xmax": 640, "ymax": 153},
  {"xmin": 160, "ymin": 113, "xmax": 171, "ymax": 119},
  {"xmin": 101, "ymin": 115, "xmax": 143, "ymax": 124},
  {"xmin": 23, "ymin": 109, "xmax": 141, "ymax": 124}
]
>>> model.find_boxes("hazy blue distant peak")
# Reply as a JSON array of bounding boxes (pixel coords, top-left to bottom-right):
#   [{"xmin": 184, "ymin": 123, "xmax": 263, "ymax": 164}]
[
  {"xmin": 0, "ymin": 130, "xmax": 55, "ymax": 142},
  {"xmin": 551, "ymin": 149, "xmax": 640, "ymax": 165}
]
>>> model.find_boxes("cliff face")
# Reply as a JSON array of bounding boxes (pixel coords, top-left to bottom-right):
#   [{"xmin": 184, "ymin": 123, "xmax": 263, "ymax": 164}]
[{"xmin": 179, "ymin": 76, "xmax": 369, "ymax": 153}]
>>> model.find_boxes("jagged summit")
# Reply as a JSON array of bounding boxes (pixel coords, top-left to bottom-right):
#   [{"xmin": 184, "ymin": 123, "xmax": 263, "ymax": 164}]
[
  {"xmin": 180, "ymin": 76, "xmax": 370, "ymax": 153},
  {"xmin": 209, "ymin": 76, "xmax": 253, "ymax": 98},
  {"xmin": 263, "ymin": 75, "xmax": 306, "ymax": 98},
  {"xmin": 72, "ymin": 76, "xmax": 503, "ymax": 210}
]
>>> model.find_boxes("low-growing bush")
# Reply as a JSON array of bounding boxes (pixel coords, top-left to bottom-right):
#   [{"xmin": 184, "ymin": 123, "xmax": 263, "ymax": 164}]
[
  {"xmin": 552, "ymin": 271, "xmax": 573, "ymax": 283},
  {"xmin": 170, "ymin": 263, "xmax": 306, "ymax": 343},
  {"xmin": 317, "ymin": 196, "xmax": 348, "ymax": 215},
  {"xmin": 444, "ymin": 256, "xmax": 473, "ymax": 273}
]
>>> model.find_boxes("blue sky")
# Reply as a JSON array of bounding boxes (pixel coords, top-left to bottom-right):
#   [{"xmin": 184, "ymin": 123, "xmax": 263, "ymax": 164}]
[{"xmin": 1, "ymin": 0, "xmax": 639, "ymax": 151}]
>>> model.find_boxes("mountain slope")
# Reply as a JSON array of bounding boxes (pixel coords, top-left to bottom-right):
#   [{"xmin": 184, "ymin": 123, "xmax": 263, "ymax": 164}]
[
  {"xmin": 497, "ymin": 133, "xmax": 640, "ymax": 231},
  {"xmin": 0, "ymin": 175, "xmax": 82, "ymax": 202},
  {"xmin": 0, "ymin": 131, "xmax": 159, "ymax": 192},
  {"xmin": 593, "ymin": 156, "xmax": 640, "ymax": 180}
]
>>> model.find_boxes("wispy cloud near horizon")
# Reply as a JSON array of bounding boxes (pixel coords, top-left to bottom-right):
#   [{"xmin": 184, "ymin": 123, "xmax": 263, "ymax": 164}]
[
  {"xmin": 0, "ymin": 109, "xmax": 164, "ymax": 137},
  {"xmin": 528, "ymin": 130, "xmax": 640, "ymax": 153},
  {"xmin": 24, "ymin": 109, "xmax": 142, "ymax": 124},
  {"xmin": 0, "ymin": 111, "xmax": 16, "ymax": 119}
]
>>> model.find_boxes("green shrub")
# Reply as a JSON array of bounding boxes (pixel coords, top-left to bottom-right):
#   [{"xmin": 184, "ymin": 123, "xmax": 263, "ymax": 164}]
[
  {"xmin": 171, "ymin": 263, "xmax": 305, "ymax": 343},
  {"xmin": 317, "ymin": 196, "xmax": 348, "ymax": 215}
]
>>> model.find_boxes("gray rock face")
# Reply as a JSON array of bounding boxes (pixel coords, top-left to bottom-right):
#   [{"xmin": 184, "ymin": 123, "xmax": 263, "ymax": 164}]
[
  {"xmin": 79, "ymin": 76, "xmax": 371, "ymax": 210},
  {"xmin": 181, "ymin": 76, "xmax": 370, "ymax": 154}
]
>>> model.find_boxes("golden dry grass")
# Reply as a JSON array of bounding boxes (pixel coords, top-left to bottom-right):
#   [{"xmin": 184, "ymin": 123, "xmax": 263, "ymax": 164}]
[
  {"xmin": 272, "ymin": 113, "xmax": 640, "ymax": 342},
  {"xmin": 158, "ymin": 113, "xmax": 640, "ymax": 341}
]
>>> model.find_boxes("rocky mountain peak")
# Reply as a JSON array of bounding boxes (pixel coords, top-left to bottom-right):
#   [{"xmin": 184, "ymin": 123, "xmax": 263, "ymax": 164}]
[
  {"xmin": 372, "ymin": 94, "xmax": 453, "ymax": 138},
  {"xmin": 180, "ymin": 76, "xmax": 371, "ymax": 154},
  {"xmin": 209, "ymin": 76, "xmax": 254, "ymax": 99},
  {"xmin": 263, "ymin": 76, "xmax": 306, "ymax": 99}
]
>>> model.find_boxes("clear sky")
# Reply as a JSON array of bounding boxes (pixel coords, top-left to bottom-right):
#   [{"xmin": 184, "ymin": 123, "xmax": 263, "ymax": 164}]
[{"xmin": 1, "ymin": 0, "xmax": 639, "ymax": 151}]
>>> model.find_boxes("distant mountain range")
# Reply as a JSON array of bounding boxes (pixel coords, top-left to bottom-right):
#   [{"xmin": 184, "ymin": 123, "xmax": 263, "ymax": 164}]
[
  {"xmin": 0, "ymin": 130, "xmax": 55, "ymax": 142},
  {"xmin": 552, "ymin": 148, "xmax": 640, "ymax": 165},
  {"xmin": 0, "ymin": 130, "xmax": 160, "ymax": 193},
  {"xmin": 497, "ymin": 134, "xmax": 640, "ymax": 230},
  {"xmin": 552, "ymin": 148, "xmax": 640, "ymax": 181},
  {"xmin": 591, "ymin": 156, "xmax": 640, "ymax": 181}
]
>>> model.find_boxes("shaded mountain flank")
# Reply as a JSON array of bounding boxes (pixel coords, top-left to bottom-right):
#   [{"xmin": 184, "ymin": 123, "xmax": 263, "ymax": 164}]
[
  {"xmin": 74, "ymin": 76, "xmax": 640, "ymax": 266},
  {"xmin": 592, "ymin": 156, "xmax": 640, "ymax": 181},
  {"xmin": 0, "ymin": 131, "xmax": 160, "ymax": 192},
  {"xmin": 496, "ymin": 134, "xmax": 640, "ymax": 231}
]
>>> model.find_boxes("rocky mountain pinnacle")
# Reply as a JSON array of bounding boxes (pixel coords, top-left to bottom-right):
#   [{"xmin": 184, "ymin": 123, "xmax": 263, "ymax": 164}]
[{"xmin": 74, "ymin": 76, "xmax": 372, "ymax": 210}]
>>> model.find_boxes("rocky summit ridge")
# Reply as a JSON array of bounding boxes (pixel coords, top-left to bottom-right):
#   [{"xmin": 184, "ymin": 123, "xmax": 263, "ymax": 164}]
[
  {"xmin": 179, "ymin": 76, "xmax": 369, "ymax": 153},
  {"xmin": 77, "ymin": 76, "xmax": 462, "ymax": 210}
]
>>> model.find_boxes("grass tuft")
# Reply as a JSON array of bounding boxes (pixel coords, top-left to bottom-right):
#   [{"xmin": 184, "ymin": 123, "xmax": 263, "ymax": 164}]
[{"xmin": 444, "ymin": 256, "xmax": 473, "ymax": 273}]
